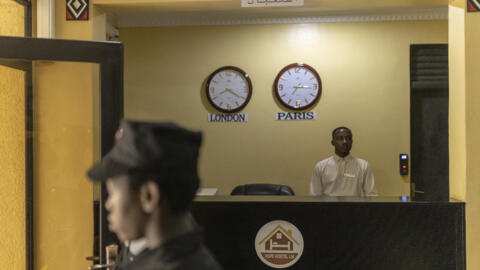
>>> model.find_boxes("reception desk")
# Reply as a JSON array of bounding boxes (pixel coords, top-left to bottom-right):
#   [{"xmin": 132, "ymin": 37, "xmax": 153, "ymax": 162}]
[{"xmin": 191, "ymin": 196, "xmax": 465, "ymax": 270}]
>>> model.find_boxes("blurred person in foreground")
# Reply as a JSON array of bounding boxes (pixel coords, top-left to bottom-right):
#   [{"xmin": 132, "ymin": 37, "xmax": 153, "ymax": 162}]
[{"xmin": 87, "ymin": 120, "xmax": 222, "ymax": 270}]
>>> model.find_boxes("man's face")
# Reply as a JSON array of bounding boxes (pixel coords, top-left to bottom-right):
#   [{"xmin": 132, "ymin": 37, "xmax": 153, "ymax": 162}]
[
  {"xmin": 332, "ymin": 129, "xmax": 353, "ymax": 157},
  {"xmin": 105, "ymin": 175, "xmax": 147, "ymax": 242}
]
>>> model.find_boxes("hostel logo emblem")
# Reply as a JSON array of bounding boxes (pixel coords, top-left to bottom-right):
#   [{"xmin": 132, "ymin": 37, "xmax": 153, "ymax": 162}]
[{"xmin": 255, "ymin": 220, "xmax": 304, "ymax": 268}]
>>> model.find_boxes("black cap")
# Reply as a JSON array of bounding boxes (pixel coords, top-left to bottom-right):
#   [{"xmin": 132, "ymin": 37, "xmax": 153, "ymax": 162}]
[{"xmin": 87, "ymin": 120, "xmax": 202, "ymax": 183}]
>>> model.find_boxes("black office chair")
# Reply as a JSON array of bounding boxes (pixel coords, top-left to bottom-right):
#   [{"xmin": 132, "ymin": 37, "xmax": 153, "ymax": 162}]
[{"xmin": 230, "ymin": 184, "xmax": 295, "ymax": 196}]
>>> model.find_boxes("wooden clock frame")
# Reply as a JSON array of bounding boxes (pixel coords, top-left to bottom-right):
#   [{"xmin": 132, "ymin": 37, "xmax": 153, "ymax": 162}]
[
  {"xmin": 273, "ymin": 63, "xmax": 322, "ymax": 111},
  {"xmin": 206, "ymin": 66, "xmax": 253, "ymax": 113}
]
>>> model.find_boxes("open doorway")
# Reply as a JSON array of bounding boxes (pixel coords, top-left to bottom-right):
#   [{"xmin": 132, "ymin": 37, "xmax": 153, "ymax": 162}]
[{"xmin": 410, "ymin": 44, "xmax": 449, "ymax": 201}]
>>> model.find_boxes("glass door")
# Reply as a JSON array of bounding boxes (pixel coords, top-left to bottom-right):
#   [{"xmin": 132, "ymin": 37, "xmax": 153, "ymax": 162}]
[
  {"xmin": 0, "ymin": 36, "xmax": 123, "ymax": 270},
  {"xmin": 33, "ymin": 60, "xmax": 99, "ymax": 270},
  {"xmin": 0, "ymin": 58, "xmax": 27, "ymax": 270}
]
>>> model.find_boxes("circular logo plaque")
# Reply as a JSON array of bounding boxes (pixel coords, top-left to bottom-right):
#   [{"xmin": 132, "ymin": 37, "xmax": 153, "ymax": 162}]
[{"xmin": 254, "ymin": 220, "xmax": 304, "ymax": 268}]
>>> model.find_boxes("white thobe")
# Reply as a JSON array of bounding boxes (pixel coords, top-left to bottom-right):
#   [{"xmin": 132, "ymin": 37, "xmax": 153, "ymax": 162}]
[{"xmin": 310, "ymin": 154, "xmax": 377, "ymax": 196}]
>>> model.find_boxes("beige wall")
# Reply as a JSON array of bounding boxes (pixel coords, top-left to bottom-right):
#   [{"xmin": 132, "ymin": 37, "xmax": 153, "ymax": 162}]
[
  {"xmin": 120, "ymin": 20, "xmax": 448, "ymax": 196},
  {"xmin": 0, "ymin": 1, "xmax": 25, "ymax": 269},
  {"xmin": 449, "ymin": 6, "xmax": 467, "ymax": 201},
  {"xmin": 465, "ymin": 7, "xmax": 480, "ymax": 269},
  {"xmin": 449, "ymin": 2, "xmax": 480, "ymax": 269},
  {"xmin": 0, "ymin": 66, "xmax": 25, "ymax": 270}
]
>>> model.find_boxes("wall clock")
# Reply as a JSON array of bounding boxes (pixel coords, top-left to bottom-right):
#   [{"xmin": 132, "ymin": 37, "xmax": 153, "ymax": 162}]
[
  {"xmin": 273, "ymin": 63, "xmax": 322, "ymax": 110},
  {"xmin": 206, "ymin": 66, "xmax": 252, "ymax": 113}
]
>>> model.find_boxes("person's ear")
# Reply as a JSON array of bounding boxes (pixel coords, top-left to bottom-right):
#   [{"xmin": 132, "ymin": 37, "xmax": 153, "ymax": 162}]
[
  {"xmin": 331, "ymin": 139, "xmax": 335, "ymax": 146},
  {"xmin": 139, "ymin": 181, "xmax": 160, "ymax": 213}
]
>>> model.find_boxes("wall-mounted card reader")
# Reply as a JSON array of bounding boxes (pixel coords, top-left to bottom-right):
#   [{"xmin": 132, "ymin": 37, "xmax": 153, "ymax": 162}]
[{"xmin": 400, "ymin": 154, "xmax": 408, "ymax": 175}]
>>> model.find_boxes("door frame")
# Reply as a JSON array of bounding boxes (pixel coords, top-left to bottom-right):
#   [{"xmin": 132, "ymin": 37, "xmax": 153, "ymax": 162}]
[{"xmin": 0, "ymin": 36, "xmax": 124, "ymax": 270}]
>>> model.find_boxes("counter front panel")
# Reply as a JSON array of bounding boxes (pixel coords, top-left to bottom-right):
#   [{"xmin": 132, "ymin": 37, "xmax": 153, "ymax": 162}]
[{"xmin": 192, "ymin": 197, "xmax": 465, "ymax": 270}]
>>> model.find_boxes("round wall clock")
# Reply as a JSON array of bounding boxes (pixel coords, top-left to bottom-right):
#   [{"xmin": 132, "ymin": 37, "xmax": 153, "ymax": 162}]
[
  {"xmin": 273, "ymin": 63, "xmax": 322, "ymax": 110},
  {"xmin": 206, "ymin": 66, "xmax": 253, "ymax": 113}
]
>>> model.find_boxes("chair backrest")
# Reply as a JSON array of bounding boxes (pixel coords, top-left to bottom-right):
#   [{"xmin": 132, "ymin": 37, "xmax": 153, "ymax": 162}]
[{"xmin": 230, "ymin": 184, "xmax": 295, "ymax": 196}]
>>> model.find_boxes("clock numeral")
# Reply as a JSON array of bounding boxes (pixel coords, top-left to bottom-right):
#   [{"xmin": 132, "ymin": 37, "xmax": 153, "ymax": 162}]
[
  {"xmin": 212, "ymin": 96, "xmax": 218, "ymax": 100},
  {"xmin": 278, "ymin": 84, "xmax": 284, "ymax": 91},
  {"xmin": 288, "ymin": 99, "xmax": 292, "ymax": 104},
  {"xmin": 210, "ymin": 87, "xmax": 215, "ymax": 93},
  {"xmin": 280, "ymin": 94, "xmax": 286, "ymax": 98},
  {"xmin": 288, "ymin": 70, "xmax": 292, "ymax": 76},
  {"xmin": 240, "ymin": 96, "xmax": 246, "ymax": 100},
  {"xmin": 310, "ymin": 77, "xmax": 315, "ymax": 80},
  {"xmin": 212, "ymin": 80, "xmax": 218, "ymax": 84},
  {"xmin": 313, "ymin": 84, "xmax": 318, "ymax": 90},
  {"xmin": 281, "ymin": 77, "xmax": 287, "ymax": 81},
  {"xmin": 219, "ymin": 102, "xmax": 223, "ymax": 107},
  {"xmin": 296, "ymin": 100, "xmax": 301, "ymax": 107},
  {"xmin": 235, "ymin": 101, "xmax": 240, "ymax": 106},
  {"xmin": 294, "ymin": 68, "xmax": 301, "ymax": 73},
  {"xmin": 310, "ymin": 93, "xmax": 315, "ymax": 97},
  {"xmin": 226, "ymin": 104, "xmax": 232, "ymax": 110},
  {"xmin": 225, "ymin": 71, "xmax": 232, "ymax": 77},
  {"xmin": 304, "ymin": 98, "xmax": 309, "ymax": 104},
  {"xmin": 304, "ymin": 70, "xmax": 308, "ymax": 75}
]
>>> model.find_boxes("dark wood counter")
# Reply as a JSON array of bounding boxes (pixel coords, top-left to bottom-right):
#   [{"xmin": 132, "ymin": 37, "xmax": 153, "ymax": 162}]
[{"xmin": 191, "ymin": 196, "xmax": 465, "ymax": 270}]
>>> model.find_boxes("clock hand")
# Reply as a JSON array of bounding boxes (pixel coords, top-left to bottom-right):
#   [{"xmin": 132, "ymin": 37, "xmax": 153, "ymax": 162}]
[
  {"xmin": 292, "ymin": 84, "xmax": 302, "ymax": 95},
  {"xmin": 219, "ymin": 89, "xmax": 228, "ymax": 95},
  {"xmin": 226, "ymin": 88, "xmax": 241, "ymax": 98},
  {"xmin": 301, "ymin": 85, "xmax": 312, "ymax": 89}
]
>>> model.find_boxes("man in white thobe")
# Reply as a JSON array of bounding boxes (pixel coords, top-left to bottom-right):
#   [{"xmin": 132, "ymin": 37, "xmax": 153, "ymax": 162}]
[{"xmin": 310, "ymin": 127, "xmax": 377, "ymax": 196}]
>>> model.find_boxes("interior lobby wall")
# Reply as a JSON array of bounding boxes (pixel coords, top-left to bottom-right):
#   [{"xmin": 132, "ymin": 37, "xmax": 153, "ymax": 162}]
[
  {"xmin": 465, "ymin": 6, "xmax": 480, "ymax": 269},
  {"xmin": 120, "ymin": 20, "xmax": 447, "ymax": 196},
  {"xmin": 448, "ymin": 1, "xmax": 480, "ymax": 268},
  {"xmin": 449, "ymin": 5, "xmax": 467, "ymax": 202},
  {"xmin": 0, "ymin": 65, "xmax": 26, "ymax": 270},
  {"xmin": 0, "ymin": 1, "xmax": 25, "ymax": 269}
]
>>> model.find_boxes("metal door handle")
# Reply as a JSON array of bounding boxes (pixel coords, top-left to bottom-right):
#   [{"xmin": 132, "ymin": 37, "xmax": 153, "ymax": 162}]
[
  {"xmin": 85, "ymin": 256, "xmax": 100, "ymax": 261},
  {"xmin": 411, "ymin": 183, "xmax": 425, "ymax": 195}
]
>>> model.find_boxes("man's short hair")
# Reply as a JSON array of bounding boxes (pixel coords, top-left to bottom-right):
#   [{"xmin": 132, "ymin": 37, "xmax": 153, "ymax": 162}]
[
  {"xmin": 332, "ymin": 126, "xmax": 352, "ymax": 138},
  {"xmin": 87, "ymin": 119, "xmax": 202, "ymax": 213}
]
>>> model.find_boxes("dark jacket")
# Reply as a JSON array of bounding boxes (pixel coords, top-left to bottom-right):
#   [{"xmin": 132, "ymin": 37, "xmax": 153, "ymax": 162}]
[
  {"xmin": 114, "ymin": 239, "xmax": 148, "ymax": 269},
  {"xmin": 122, "ymin": 231, "xmax": 222, "ymax": 270}
]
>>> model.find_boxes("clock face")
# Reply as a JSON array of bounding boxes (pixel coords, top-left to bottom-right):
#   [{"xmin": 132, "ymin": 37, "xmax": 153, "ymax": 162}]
[
  {"xmin": 273, "ymin": 63, "xmax": 322, "ymax": 110},
  {"xmin": 206, "ymin": 66, "xmax": 252, "ymax": 113}
]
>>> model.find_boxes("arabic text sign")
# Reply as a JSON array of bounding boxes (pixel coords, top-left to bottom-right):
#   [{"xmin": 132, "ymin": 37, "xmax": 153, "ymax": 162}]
[{"xmin": 241, "ymin": 0, "xmax": 304, "ymax": 8}]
